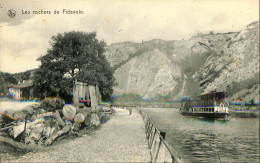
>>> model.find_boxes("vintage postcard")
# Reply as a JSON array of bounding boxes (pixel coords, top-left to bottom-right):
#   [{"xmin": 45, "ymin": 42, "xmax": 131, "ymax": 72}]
[{"xmin": 0, "ymin": 0, "xmax": 259, "ymax": 162}]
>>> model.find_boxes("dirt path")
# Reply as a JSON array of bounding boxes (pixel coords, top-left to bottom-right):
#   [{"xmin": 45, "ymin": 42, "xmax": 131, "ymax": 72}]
[{"xmin": 4, "ymin": 108, "xmax": 151, "ymax": 162}]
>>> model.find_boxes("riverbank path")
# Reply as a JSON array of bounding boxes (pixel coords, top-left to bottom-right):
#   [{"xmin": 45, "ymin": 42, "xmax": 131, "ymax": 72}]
[{"xmin": 7, "ymin": 107, "xmax": 151, "ymax": 162}]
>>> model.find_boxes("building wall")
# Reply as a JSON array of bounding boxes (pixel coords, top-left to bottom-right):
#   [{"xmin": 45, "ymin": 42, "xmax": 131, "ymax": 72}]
[
  {"xmin": 8, "ymin": 87, "xmax": 33, "ymax": 101},
  {"xmin": 9, "ymin": 88, "xmax": 21, "ymax": 100}
]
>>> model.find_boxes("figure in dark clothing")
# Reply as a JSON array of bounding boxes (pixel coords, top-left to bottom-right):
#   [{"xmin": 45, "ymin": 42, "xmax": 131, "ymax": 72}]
[{"xmin": 129, "ymin": 107, "xmax": 132, "ymax": 115}]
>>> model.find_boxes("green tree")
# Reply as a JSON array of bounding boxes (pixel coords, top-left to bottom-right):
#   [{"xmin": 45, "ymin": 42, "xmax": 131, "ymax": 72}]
[
  {"xmin": 34, "ymin": 31, "xmax": 115, "ymax": 101},
  {"xmin": 0, "ymin": 72, "xmax": 18, "ymax": 94}
]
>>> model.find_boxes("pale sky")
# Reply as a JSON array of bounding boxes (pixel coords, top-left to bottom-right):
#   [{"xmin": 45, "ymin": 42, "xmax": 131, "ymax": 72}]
[{"xmin": 0, "ymin": 0, "xmax": 259, "ymax": 73}]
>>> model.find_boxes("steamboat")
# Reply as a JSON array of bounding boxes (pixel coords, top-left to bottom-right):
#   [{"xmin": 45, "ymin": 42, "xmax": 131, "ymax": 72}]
[{"xmin": 180, "ymin": 91, "xmax": 229, "ymax": 119}]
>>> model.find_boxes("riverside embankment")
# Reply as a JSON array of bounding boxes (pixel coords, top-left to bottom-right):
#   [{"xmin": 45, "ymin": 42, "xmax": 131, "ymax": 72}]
[
  {"xmin": 140, "ymin": 107, "xmax": 259, "ymax": 162},
  {"xmin": 1, "ymin": 107, "xmax": 150, "ymax": 162}
]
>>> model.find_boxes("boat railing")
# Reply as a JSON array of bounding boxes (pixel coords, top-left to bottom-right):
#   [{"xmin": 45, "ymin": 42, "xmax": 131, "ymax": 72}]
[{"xmin": 139, "ymin": 110, "xmax": 183, "ymax": 163}]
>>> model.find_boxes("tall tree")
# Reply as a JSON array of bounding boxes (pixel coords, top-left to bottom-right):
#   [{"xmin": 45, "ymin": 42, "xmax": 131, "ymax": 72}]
[{"xmin": 34, "ymin": 31, "xmax": 115, "ymax": 101}]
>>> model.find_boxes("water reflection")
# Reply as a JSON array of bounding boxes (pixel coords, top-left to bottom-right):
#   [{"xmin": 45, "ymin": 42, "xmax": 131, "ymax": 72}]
[
  {"xmin": 140, "ymin": 107, "xmax": 259, "ymax": 162},
  {"xmin": 184, "ymin": 116, "xmax": 230, "ymax": 124}
]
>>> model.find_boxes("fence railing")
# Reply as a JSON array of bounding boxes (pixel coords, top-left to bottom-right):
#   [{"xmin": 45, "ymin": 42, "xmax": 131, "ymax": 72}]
[{"xmin": 140, "ymin": 110, "xmax": 182, "ymax": 163}]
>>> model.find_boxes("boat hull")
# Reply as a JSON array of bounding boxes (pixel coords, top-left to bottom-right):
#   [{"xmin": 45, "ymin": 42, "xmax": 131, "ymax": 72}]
[{"xmin": 180, "ymin": 111, "xmax": 229, "ymax": 119}]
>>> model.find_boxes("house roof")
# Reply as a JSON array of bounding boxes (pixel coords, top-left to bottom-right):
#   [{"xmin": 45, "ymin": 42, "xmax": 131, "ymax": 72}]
[{"xmin": 8, "ymin": 80, "xmax": 33, "ymax": 89}]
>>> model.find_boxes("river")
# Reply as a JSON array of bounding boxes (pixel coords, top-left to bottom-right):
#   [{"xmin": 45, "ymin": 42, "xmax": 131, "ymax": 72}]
[{"xmin": 139, "ymin": 107, "xmax": 259, "ymax": 163}]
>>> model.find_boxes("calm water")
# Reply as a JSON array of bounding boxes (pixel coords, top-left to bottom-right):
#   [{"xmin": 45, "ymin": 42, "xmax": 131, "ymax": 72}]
[{"xmin": 140, "ymin": 107, "xmax": 259, "ymax": 163}]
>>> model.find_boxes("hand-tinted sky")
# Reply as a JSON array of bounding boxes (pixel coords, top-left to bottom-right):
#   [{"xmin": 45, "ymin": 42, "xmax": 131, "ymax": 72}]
[{"xmin": 0, "ymin": 0, "xmax": 258, "ymax": 73}]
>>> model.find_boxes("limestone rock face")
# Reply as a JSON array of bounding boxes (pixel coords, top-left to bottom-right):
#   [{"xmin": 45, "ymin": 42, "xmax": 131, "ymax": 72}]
[
  {"xmin": 194, "ymin": 21, "xmax": 259, "ymax": 93},
  {"xmin": 113, "ymin": 49, "xmax": 181, "ymax": 98},
  {"xmin": 103, "ymin": 22, "xmax": 259, "ymax": 100},
  {"xmin": 104, "ymin": 42, "xmax": 138, "ymax": 67}
]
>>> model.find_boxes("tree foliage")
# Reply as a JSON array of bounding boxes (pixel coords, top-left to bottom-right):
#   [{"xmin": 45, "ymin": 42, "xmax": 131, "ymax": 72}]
[
  {"xmin": 0, "ymin": 72, "xmax": 18, "ymax": 93},
  {"xmin": 34, "ymin": 31, "xmax": 115, "ymax": 101}
]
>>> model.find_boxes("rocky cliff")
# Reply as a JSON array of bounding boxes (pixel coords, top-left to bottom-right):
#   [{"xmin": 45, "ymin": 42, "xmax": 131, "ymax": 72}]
[
  {"xmin": 193, "ymin": 21, "xmax": 259, "ymax": 103},
  {"xmin": 104, "ymin": 21, "xmax": 259, "ymax": 102}
]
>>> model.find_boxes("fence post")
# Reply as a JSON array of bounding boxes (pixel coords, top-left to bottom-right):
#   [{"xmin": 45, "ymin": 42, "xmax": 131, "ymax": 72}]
[
  {"xmin": 149, "ymin": 126, "xmax": 156, "ymax": 147},
  {"xmin": 147, "ymin": 122, "xmax": 151, "ymax": 138},
  {"xmin": 140, "ymin": 111, "xmax": 182, "ymax": 163},
  {"xmin": 145, "ymin": 119, "xmax": 149, "ymax": 132},
  {"xmin": 151, "ymin": 130, "xmax": 160, "ymax": 162},
  {"xmin": 155, "ymin": 132, "xmax": 166, "ymax": 162}
]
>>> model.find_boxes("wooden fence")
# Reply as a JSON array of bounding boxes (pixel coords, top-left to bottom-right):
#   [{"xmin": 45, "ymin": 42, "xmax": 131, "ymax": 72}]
[{"xmin": 140, "ymin": 110, "xmax": 183, "ymax": 163}]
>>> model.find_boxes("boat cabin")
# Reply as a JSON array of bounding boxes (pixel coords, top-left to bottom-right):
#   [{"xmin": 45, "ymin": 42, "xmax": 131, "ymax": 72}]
[{"xmin": 181, "ymin": 91, "xmax": 229, "ymax": 115}]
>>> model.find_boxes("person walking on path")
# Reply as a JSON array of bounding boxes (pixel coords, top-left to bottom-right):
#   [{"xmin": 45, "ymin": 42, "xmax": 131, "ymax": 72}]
[{"xmin": 129, "ymin": 107, "xmax": 132, "ymax": 115}]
